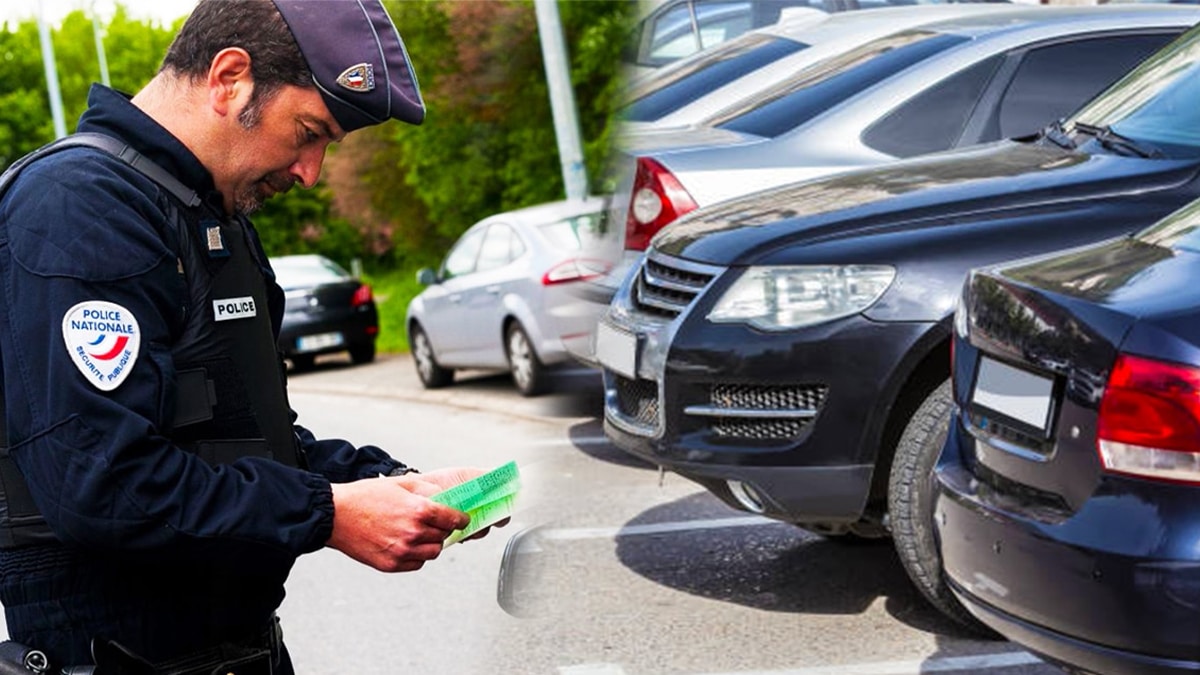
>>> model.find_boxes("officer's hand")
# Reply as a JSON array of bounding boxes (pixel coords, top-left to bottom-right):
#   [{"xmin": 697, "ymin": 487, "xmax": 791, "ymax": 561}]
[
  {"xmin": 326, "ymin": 476, "xmax": 470, "ymax": 572},
  {"xmin": 418, "ymin": 467, "xmax": 512, "ymax": 542}
]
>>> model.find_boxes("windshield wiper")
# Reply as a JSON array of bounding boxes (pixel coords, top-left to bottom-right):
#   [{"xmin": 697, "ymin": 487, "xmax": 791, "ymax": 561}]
[
  {"xmin": 1038, "ymin": 119, "xmax": 1076, "ymax": 150},
  {"xmin": 1073, "ymin": 122, "xmax": 1163, "ymax": 159}
]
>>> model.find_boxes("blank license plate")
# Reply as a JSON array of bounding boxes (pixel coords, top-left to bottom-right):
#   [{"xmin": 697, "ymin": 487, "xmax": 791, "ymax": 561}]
[
  {"xmin": 296, "ymin": 332, "xmax": 344, "ymax": 352},
  {"xmin": 971, "ymin": 356, "xmax": 1053, "ymax": 432},
  {"xmin": 595, "ymin": 322, "xmax": 637, "ymax": 379}
]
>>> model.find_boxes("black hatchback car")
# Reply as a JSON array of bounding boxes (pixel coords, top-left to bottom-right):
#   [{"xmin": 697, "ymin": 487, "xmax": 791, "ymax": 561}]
[
  {"xmin": 272, "ymin": 254, "xmax": 379, "ymax": 371},
  {"xmin": 935, "ymin": 195, "xmax": 1200, "ymax": 674},
  {"xmin": 596, "ymin": 23, "xmax": 1200, "ymax": 628}
]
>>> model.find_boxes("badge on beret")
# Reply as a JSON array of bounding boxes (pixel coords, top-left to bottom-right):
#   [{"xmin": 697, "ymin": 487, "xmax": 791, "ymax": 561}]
[
  {"xmin": 62, "ymin": 301, "xmax": 141, "ymax": 392},
  {"xmin": 336, "ymin": 63, "xmax": 375, "ymax": 93}
]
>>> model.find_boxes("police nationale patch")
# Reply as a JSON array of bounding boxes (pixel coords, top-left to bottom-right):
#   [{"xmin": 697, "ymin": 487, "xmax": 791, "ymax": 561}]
[
  {"xmin": 62, "ymin": 301, "xmax": 141, "ymax": 392},
  {"xmin": 336, "ymin": 63, "xmax": 375, "ymax": 93}
]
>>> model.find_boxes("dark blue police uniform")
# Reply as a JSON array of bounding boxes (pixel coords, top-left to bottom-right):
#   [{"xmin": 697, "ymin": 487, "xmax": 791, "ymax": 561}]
[{"xmin": 0, "ymin": 84, "xmax": 408, "ymax": 669}]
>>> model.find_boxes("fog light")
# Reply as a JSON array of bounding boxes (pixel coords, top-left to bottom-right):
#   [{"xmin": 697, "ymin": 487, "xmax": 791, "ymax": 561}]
[{"xmin": 727, "ymin": 480, "xmax": 765, "ymax": 514}]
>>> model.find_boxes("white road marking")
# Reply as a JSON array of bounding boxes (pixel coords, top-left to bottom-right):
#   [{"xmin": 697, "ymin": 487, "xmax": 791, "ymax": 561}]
[
  {"xmin": 558, "ymin": 652, "xmax": 1044, "ymax": 675},
  {"xmin": 696, "ymin": 652, "xmax": 1045, "ymax": 675},
  {"xmin": 540, "ymin": 516, "xmax": 781, "ymax": 541}
]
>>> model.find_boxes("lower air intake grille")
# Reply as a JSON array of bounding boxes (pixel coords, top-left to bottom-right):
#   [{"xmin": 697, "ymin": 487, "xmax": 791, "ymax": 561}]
[{"xmin": 615, "ymin": 376, "xmax": 659, "ymax": 428}]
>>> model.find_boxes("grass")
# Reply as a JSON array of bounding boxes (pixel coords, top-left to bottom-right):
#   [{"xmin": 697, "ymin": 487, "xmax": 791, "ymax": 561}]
[{"xmin": 363, "ymin": 265, "xmax": 428, "ymax": 355}]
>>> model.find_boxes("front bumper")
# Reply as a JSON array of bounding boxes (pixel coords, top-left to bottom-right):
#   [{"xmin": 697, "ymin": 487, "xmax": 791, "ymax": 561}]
[
  {"xmin": 936, "ymin": 426, "xmax": 1200, "ymax": 674},
  {"xmin": 597, "ymin": 257, "xmax": 938, "ymax": 524}
]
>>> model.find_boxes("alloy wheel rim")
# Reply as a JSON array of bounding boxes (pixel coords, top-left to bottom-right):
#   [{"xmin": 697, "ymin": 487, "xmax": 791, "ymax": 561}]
[
  {"xmin": 415, "ymin": 333, "xmax": 435, "ymax": 380},
  {"xmin": 510, "ymin": 331, "xmax": 532, "ymax": 388}
]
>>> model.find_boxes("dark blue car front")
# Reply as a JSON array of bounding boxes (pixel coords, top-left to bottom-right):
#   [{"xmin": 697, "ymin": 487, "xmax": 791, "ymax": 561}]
[{"xmin": 935, "ymin": 198, "xmax": 1200, "ymax": 673}]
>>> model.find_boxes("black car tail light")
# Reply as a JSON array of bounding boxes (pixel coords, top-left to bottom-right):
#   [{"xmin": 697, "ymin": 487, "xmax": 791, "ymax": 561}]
[
  {"xmin": 624, "ymin": 156, "xmax": 697, "ymax": 252},
  {"xmin": 541, "ymin": 258, "xmax": 612, "ymax": 286},
  {"xmin": 1097, "ymin": 353, "xmax": 1200, "ymax": 485},
  {"xmin": 351, "ymin": 284, "xmax": 373, "ymax": 307}
]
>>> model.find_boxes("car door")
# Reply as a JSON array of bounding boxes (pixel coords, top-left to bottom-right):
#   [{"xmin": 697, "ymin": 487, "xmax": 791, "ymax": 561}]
[
  {"xmin": 860, "ymin": 31, "xmax": 1179, "ymax": 158},
  {"xmin": 420, "ymin": 226, "xmax": 485, "ymax": 362},
  {"xmin": 453, "ymin": 222, "xmax": 528, "ymax": 366}
]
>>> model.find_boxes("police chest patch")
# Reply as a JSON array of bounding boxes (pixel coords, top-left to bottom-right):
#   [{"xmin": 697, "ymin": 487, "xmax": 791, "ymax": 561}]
[
  {"xmin": 62, "ymin": 301, "xmax": 141, "ymax": 392},
  {"xmin": 213, "ymin": 296, "xmax": 257, "ymax": 322}
]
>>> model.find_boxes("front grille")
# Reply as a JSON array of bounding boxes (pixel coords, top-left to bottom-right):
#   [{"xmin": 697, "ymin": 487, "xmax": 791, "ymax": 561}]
[
  {"xmin": 615, "ymin": 376, "xmax": 659, "ymax": 429},
  {"xmin": 689, "ymin": 384, "xmax": 828, "ymax": 441},
  {"xmin": 633, "ymin": 254, "xmax": 719, "ymax": 318}
]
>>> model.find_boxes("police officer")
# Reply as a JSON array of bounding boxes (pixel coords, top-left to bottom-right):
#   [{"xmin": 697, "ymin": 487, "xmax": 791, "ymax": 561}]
[{"xmin": 0, "ymin": 1, "xmax": 499, "ymax": 671}]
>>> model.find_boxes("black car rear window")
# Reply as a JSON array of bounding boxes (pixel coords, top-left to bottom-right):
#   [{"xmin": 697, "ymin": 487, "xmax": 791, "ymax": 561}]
[
  {"xmin": 712, "ymin": 31, "xmax": 968, "ymax": 139},
  {"xmin": 623, "ymin": 35, "xmax": 808, "ymax": 123}
]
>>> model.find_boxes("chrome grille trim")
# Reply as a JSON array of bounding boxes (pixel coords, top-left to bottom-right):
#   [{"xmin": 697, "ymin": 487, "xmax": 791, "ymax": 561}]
[
  {"xmin": 633, "ymin": 251, "xmax": 722, "ymax": 319},
  {"xmin": 690, "ymin": 384, "xmax": 829, "ymax": 440},
  {"xmin": 684, "ymin": 406, "xmax": 817, "ymax": 419}
]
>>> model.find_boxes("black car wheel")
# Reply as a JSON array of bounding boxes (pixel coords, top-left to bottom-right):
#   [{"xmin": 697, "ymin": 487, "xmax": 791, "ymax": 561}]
[
  {"xmin": 350, "ymin": 341, "xmax": 376, "ymax": 365},
  {"xmin": 888, "ymin": 378, "xmax": 995, "ymax": 637},
  {"xmin": 506, "ymin": 323, "xmax": 547, "ymax": 397},
  {"xmin": 410, "ymin": 324, "xmax": 453, "ymax": 389}
]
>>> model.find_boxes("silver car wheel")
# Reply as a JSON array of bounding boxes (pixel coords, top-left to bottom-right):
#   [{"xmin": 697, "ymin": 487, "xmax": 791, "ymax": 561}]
[
  {"xmin": 411, "ymin": 325, "xmax": 453, "ymax": 388},
  {"xmin": 509, "ymin": 328, "xmax": 534, "ymax": 389}
]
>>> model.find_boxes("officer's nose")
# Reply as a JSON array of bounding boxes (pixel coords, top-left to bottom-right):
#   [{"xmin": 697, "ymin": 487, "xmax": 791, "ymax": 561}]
[{"xmin": 290, "ymin": 146, "xmax": 326, "ymax": 189}]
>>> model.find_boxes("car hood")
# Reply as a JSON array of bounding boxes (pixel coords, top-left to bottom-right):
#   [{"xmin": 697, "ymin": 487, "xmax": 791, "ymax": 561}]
[{"xmin": 652, "ymin": 141, "xmax": 1200, "ymax": 266}]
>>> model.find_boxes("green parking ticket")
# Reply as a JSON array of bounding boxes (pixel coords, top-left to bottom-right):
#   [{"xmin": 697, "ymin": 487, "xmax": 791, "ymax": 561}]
[{"xmin": 431, "ymin": 461, "xmax": 520, "ymax": 545}]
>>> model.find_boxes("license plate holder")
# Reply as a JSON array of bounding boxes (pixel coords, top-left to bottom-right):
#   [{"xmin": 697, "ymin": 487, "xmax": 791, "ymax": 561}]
[
  {"xmin": 970, "ymin": 355, "xmax": 1054, "ymax": 435},
  {"xmin": 595, "ymin": 322, "xmax": 638, "ymax": 379},
  {"xmin": 296, "ymin": 332, "xmax": 344, "ymax": 353}
]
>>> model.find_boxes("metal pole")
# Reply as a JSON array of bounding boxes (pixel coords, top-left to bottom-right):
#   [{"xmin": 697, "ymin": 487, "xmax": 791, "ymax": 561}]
[
  {"xmin": 37, "ymin": 2, "xmax": 68, "ymax": 139},
  {"xmin": 533, "ymin": 0, "xmax": 589, "ymax": 202},
  {"xmin": 92, "ymin": 1, "xmax": 111, "ymax": 87}
]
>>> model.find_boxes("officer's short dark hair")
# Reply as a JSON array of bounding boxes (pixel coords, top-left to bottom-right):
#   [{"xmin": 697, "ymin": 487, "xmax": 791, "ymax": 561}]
[{"xmin": 160, "ymin": 0, "xmax": 312, "ymax": 127}]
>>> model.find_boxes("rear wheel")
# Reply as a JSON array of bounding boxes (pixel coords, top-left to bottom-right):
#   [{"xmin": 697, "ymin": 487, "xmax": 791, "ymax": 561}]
[
  {"xmin": 350, "ymin": 341, "xmax": 376, "ymax": 364},
  {"xmin": 888, "ymin": 378, "xmax": 996, "ymax": 636},
  {"xmin": 410, "ymin": 324, "xmax": 453, "ymax": 389},
  {"xmin": 506, "ymin": 323, "xmax": 548, "ymax": 397}
]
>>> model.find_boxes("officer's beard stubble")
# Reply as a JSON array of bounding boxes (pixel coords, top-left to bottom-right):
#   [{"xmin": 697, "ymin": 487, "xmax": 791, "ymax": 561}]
[{"xmin": 233, "ymin": 96, "xmax": 298, "ymax": 216}]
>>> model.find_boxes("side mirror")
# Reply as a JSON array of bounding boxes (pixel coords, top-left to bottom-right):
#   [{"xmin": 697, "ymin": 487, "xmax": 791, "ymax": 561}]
[
  {"xmin": 416, "ymin": 268, "xmax": 437, "ymax": 286},
  {"xmin": 496, "ymin": 526, "xmax": 548, "ymax": 618}
]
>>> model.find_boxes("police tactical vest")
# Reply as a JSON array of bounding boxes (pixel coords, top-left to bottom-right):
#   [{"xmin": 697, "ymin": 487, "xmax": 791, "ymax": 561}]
[{"xmin": 0, "ymin": 133, "xmax": 303, "ymax": 549}]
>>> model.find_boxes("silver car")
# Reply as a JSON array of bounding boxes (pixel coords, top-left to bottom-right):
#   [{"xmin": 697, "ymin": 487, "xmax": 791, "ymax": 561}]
[
  {"xmin": 576, "ymin": 4, "xmax": 1200, "ymax": 366},
  {"xmin": 405, "ymin": 197, "xmax": 609, "ymax": 396}
]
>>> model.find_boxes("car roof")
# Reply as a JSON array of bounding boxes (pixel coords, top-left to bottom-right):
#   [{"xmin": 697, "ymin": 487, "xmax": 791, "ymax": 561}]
[
  {"xmin": 910, "ymin": 3, "xmax": 1200, "ymax": 37},
  {"xmin": 471, "ymin": 196, "xmax": 609, "ymax": 229}
]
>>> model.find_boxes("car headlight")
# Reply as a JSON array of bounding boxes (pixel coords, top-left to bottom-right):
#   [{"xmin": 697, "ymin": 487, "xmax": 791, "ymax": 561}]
[{"xmin": 707, "ymin": 265, "xmax": 895, "ymax": 330}]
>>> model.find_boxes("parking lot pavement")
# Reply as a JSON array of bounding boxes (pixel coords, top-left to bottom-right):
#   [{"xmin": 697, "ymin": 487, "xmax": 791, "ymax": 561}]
[{"xmin": 285, "ymin": 352, "xmax": 603, "ymax": 423}]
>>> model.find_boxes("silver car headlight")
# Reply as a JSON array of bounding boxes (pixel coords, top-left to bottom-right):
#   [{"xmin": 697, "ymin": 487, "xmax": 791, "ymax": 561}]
[{"xmin": 707, "ymin": 265, "xmax": 896, "ymax": 331}]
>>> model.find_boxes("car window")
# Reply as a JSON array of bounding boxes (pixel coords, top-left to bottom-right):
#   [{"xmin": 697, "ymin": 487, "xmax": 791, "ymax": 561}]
[
  {"xmin": 646, "ymin": 1, "xmax": 758, "ymax": 63},
  {"xmin": 476, "ymin": 224, "xmax": 522, "ymax": 273},
  {"xmin": 441, "ymin": 228, "xmax": 485, "ymax": 280},
  {"xmin": 623, "ymin": 35, "xmax": 808, "ymax": 123},
  {"xmin": 1071, "ymin": 27, "xmax": 1200, "ymax": 156},
  {"xmin": 711, "ymin": 30, "xmax": 968, "ymax": 138},
  {"xmin": 539, "ymin": 212, "xmax": 608, "ymax": 251},
  {"xmin": 861, "ymin": 54, "xmax": 1002, "ymax": 158},
  {"xmin": 271, "ymin": 256, "xmax": 351, "ymax": 289},
  {"xmin": 995, "ymin": 33, "xmax": 1177, "ymax": 140}
]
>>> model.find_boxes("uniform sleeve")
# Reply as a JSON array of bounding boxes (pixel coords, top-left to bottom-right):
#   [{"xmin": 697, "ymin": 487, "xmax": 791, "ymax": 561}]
[
  {"xmin": 0, "ymin": 153, "xmax": 334, "ymax": 569},
  {"xmin": 293, "ymin": 422, "xmax": 409, "ymax": 482}
]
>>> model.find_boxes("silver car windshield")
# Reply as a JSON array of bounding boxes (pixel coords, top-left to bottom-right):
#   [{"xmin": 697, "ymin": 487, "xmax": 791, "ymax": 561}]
[{"xmin": 1070, "ymin": 27, "xmax": 1200, "ymax": 154}]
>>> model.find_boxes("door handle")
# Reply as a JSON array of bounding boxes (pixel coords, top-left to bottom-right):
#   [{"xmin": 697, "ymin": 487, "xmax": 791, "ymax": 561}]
[
  {"xmin": 486, "ymin": 286, "xmax": 501, "ymax": 295},
  {"xmin": 449, "ymin": 294, "xmax": 462, "ymax": 303}
]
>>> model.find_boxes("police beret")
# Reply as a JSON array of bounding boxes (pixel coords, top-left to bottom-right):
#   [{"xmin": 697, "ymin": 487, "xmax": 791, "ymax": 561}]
[{"xmin": 272, "ymin": 0, "xmax": 425, "ymax": 131}]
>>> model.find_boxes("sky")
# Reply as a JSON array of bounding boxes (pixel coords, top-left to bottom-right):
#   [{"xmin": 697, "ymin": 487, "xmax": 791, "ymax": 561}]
[{"xmin": 0, "ymin": 0, "xmax": 197, "ymax": 26}]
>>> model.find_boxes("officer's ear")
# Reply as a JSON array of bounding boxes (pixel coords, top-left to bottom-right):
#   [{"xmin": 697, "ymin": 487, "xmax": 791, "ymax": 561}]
[{"xmin": 206, "ymin": 47, "xmax": 254, "ymax": 119}]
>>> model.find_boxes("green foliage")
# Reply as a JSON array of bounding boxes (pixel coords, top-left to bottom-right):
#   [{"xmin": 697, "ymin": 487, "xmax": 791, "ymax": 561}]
[{"xmin": 364, "ymin": 265, "xmax": 430, "ymax": 354}]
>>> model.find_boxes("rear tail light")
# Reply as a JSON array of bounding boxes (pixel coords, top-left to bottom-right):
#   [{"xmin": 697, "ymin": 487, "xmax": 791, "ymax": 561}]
[
  {"xmin": 1097, "ymin": 353, "xmax": 1200, "ymax": 485},
  {"xmin": 351, "ymin": 284, "xmax": 373, "ymax": 307},
  {"xmin": 542, "ymin": 258, "xmax": 612, "ymax": 286},
  {"xmin": 624, "ymin": 156, "xmax": 698, "ymax": 252}
]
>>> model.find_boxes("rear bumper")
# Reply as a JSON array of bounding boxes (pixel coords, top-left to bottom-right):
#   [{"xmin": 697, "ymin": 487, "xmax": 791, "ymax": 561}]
[{"xmin": 935, "ymin": 425, "xmax": 1200, "ymax": 673}]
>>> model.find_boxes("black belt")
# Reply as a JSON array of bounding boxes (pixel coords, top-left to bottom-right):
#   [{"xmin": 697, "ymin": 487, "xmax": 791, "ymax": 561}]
[{"xmin": 89, "ymin": 616, "xmax": 281, "ymax": 675}]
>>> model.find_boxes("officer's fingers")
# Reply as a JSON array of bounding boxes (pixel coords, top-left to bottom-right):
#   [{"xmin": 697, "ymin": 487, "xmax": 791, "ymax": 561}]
[{"xmin": 387, "ymin": 475, "xmax": 443, "ymax": 498}]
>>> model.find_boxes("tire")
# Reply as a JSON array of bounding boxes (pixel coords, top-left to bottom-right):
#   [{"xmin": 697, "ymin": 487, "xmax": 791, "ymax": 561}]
[
  {"xmin": 888, "ymin": 379, "xmax": 996, "ymax": 637},
  {"xmin": 290, "ymin": 353, "xmax": 316, "ymax": 372},
  {"xmin": 506, "ymin": 323, "xmax": 548, "ymax": 397},
  {"xmin": 410, "ymin": 324, "xmax": 453, "ymax": 389},
  {"xmin": 349, "ymin": 341, "xmax": 376, "ymax": 365}
]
